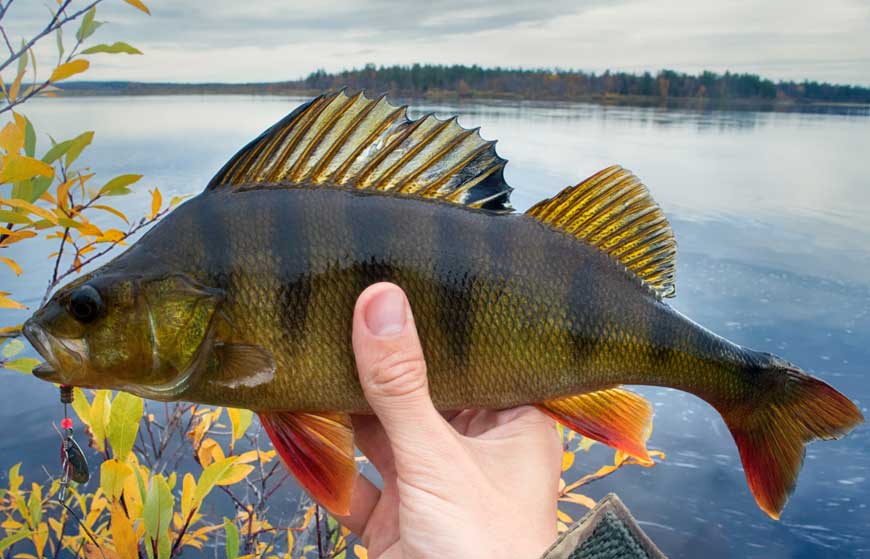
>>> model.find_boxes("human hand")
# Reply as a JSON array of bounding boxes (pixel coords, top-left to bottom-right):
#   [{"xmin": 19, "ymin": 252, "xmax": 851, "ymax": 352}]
[{"xmin": 337, "ymin": 282, "xmax": 562, "ymax": 559}]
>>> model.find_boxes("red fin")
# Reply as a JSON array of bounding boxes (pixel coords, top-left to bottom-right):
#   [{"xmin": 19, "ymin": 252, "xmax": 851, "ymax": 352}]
[
  {"xmin": 536, "ymin": 388, "xmax": 653, "ymax": 463},
  {"xmin": 259, "ymin": 411, "xmax": 357, "ymax": 515},
  {"xmin": 721, "ymin": 369, "xmax": 863, "ymax": 519}
]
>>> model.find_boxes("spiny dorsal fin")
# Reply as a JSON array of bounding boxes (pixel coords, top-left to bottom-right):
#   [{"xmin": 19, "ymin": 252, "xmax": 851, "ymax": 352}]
[
  {"xmin": 526, "ymin": 165, "xmax": 677, "ymax": 298},
  {"xmin": 207, "ymin": 90, "xmax": 513, "ymax": 211}
]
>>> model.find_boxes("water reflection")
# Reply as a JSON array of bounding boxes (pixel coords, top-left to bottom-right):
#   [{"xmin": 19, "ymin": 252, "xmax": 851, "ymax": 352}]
[{"xmin": 1, "ymin": 95, "xmax": 868, "ymax": 558}]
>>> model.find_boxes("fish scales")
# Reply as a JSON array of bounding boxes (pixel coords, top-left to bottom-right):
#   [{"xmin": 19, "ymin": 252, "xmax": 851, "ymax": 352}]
[
  {"xmin": 120, "ymin": 187, "xmax": 747, "ymax": 412},
  {"xmin": 24, "ymin": 91, "xmax": 861, "ymax": 518}
]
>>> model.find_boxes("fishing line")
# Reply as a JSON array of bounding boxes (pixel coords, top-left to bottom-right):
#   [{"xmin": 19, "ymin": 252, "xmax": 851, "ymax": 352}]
[{"xmin": 52, "ymin": 384, "xmax": 104, "ymax": 558}]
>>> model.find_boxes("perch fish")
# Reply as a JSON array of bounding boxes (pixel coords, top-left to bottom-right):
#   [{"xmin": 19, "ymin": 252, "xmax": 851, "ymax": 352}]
[{"xmin": 23, "ymin": 91, "xmax": 863, "ymax": 518}]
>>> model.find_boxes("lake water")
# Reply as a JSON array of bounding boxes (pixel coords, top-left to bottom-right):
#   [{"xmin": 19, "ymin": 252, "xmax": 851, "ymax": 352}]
[{"xmin": 1, "ymin": 95, "xmax": 868, "ymax": 558}]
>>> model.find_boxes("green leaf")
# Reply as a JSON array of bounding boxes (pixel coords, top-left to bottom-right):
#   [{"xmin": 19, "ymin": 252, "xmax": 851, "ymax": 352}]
[
  {"xmin": 99, "ymin": 173, "xmax": 142, "ymax": 196},
  {"xmin": 0, "ymin": 529, "xmax": 30, "ymax": 552},
  {"xmin": 23, "ymin": 116, "xmax": 36, "ymax": 157},
  {"xmin": 227, "ymin": 408, "xmax": 253, "ymax": 450},
  {"xmin": 0, "ymin": 210, "xmax": 32, "ymax": 224},
  {"xmin": 224, "ymin": 518, "xmax": 239, "ymax": 559},
  {"xmin": 12, "ymin": 175, "xmax": 52, "ymax": 203},
  {"xmin": 193, "ymin": 457, "xmax": 239, "ymax": 508},
  {"xmin": 108, "ymin": 392, "xmax": 143, "ymax": 460},
  {"xmin": 55, "ymin": 28, "xmax": 64, "ymax": 62},
  {"xmin": 42, "ymin": 138, "xmax": 73, "ymax": 165},
  {"xmin": 81, "ymin": 42, "xmax": 142, "ymax": 55},
  {"xmin": 27, "ymin": 483, "xmax": 42, "ymax": 526},
  {"xmin": 3, "ymin": 357, "xmax": 39, "ymax": 374},
  {"xmin": 144, "ymin": 475, "xmax": 174, "ymax": 559},
  {"xmin": 16, "ymin": 40, "xmax": 26, "ymax": 77},
  {"xmin": 65, "ymin": 131, "xmax": 94, "ymax": 167},
  {"xmin": 89, "ymin": 389, "xmax": 112, "ymax": 453},
  {"xmin": 75, "ymin": 8, "xmax": 102, "ymax": 42},
  {"xmin": 2, "ymin": 339, "xmax": 24, "ymax": 358}
]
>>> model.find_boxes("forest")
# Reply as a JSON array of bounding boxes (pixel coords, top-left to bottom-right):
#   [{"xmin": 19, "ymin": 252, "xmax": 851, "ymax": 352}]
[
  {"xmin": 300, "ymin": 64, "xmax": 870, "ymax": 104},
  {"xmin": 60, "ymin": 64, "xmax": 870, "ymax": 109}
]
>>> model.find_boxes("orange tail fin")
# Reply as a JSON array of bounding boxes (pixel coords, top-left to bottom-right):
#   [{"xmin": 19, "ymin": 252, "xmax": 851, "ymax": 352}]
[{"xmin": 721, "ymin": 366, "xmax": 863, "ymax": 519}]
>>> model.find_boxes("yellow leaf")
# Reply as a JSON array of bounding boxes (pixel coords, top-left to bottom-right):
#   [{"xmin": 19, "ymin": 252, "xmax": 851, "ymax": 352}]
[
  {"xmin": 559, "ymin": 492, "xmax": 597, "ymax": 509},
  {"xmin": 556, "ymin": 509, "xmax": 573, "ymax": 523},
  {"xmin": 96, "ymin": 228, "xmax": 126, "ymax": 243},
  {"xmin": 0, "ymin": 256, "xmax": 22, "ymax": 275},
  {"xmin": 0, "ymin": 324, "xmax": 22, "ymax": 335},
  {"xmin": 89, "ymin": 389, "xmax": 112, "ymax": 452},
  {"xmin": 1, "ymin": 198, "xmax": 58, "ymax": 224},
  {"xmin": 0, "ymin": 229, "xmax": 37, "ymax": 246},
  {"xmin": 49, "ymin": 59, "xmax": 89, "ymax": 82},
  {"xmin": 353, "ymin": 544, "xmax": 368, "ymax": 559},
  {"xmin": 216, "ymin": 463, "xmax": 254, "ymax": 486},
  {"xmin": 0, "ymin": 154, "xmax": 55, "ymax": 183},
  {"xmin": 0, "ymin": 120, "xmax": 24, "ymax": 153},
  {"xmin": 8, "ymin": 69, "xmax": 24, "ymax": 103},
  {"xmin": 561, "ymin": 450, "xmax": 575, "ymax": 472},
  {"xmin": 227, "ymin": 407, "xmax": 253, "ymax": 451},
  {"xmin": 197, "ymin": 437, "xmax": 224, "ymax": 468},
  {"xmin": 149, "ymin": 187, "xmax": 161, "ymax": 219},
  {"xmin": 111, "ymin": 502, "xmax": 138, "ymax": 558},
  {"xmin": 91, "ymin": 204, "xmax": 129, "ymax": 223},
  {"xmin": 0, "ymin": 291, "xmax": 25, "ymax": 309},
  {"xmin": 235, "ymin": 450, "xmax": 260, "ymax": 464},
  {"xmin": 123, "ymin": 0, "xmax": 151, "ymax": 14},
  {"xmin": 100, "ymin": 459, "xmax": 133, "ymax": 501},
  {"xmin": 180, "ymin": 473, "xmax": 196, "ymax": 519},
  {"xmin": 258, "ymin": 449, "xmax": 276, "ymax": 464}
]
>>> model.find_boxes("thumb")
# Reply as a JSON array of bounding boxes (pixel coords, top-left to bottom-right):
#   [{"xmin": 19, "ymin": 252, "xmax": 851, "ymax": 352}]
[{"xmin": 352, "ymin": 283, "xmax": 457, "ymax": 466}]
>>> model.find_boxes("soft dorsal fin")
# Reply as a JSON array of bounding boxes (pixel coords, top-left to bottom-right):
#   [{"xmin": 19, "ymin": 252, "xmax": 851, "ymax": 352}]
[
  {"xmin": 207, "ymin": 90, "xmax": 513, "ymax": 211},
  {"xmin": 526, "ymin": 165, "xmax": 677, "ymax": 298}
]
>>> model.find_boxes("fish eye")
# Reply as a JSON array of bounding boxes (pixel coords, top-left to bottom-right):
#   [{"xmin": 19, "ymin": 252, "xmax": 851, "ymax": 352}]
[{"xmin": 68, "ymin": 285, "xmax": 103, "ymax": 323}]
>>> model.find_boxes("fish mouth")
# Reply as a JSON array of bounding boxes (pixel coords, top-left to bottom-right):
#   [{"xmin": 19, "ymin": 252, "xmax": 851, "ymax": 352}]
[{"xmin": 22, "ymin": 319, "xmax": 73, "ymax": 382}]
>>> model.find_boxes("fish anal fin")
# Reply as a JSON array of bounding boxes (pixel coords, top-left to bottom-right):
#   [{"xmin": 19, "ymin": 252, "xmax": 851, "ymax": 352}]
[
  {"xmin": 208, "ymin": 90, "xmax": 513, "ymax": 211},
  {"xmin": 536, "ymin": 388, "xmax": 653, "ymax": 463},
  {"xmin": 258, "ymin": 411, "xmax": 357, "ymax": 515},
  {"xmin": 526, "ymin": 165, "xmax": 676, "ymax": 298}
]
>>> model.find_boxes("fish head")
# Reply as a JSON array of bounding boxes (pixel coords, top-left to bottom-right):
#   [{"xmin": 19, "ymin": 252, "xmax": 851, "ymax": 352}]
[{"xmin": 24, "ymin": 271, "xmax": 224, "ymax": 397}]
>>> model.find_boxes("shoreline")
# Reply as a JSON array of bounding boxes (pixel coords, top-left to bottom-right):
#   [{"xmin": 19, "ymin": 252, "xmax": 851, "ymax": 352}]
[{"xmin": 54, "ymin": 83, "xmax": 870, "ymax": 115}]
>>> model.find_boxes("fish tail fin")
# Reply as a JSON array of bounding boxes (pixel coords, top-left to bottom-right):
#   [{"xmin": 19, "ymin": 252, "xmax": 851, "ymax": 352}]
[{"xmin": 720, "ymin": 359, "xmax": 862, "ymax": 519}]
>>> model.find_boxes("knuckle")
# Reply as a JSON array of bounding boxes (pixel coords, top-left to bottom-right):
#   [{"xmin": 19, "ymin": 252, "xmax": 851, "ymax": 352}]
[{"xmin": 365, "ymin": 349, "xmax": 428, "ymax": 399}]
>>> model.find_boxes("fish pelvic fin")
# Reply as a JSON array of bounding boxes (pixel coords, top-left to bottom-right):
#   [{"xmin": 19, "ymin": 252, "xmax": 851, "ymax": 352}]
[
  {"xmin": 720, "ymin": 361, "xmax": 863, "ymax": 519},
  {"xmin": 526, "ymin": 166, "xmax": 676, "ymax": 299},
  {"xmin": 259, "ymin": 411, "xmax": 357, "ymax": 515},
  {"xmin": 536, "ymin": 387, "xmax": 653, "ymax": 463},
  {"xmin": 207, "ymin": 90, "xmax": 513, "ymax": 211}
]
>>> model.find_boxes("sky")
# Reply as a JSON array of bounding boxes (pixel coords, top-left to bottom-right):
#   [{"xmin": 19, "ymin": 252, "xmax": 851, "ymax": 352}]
[{"xmin": 10, "ymin": 0, "xmax": 870, "ymax": 85}]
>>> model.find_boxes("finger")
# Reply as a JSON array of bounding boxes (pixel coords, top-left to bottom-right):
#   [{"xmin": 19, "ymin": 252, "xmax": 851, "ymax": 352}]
[
  {"xmin": 333, "ymin": 472, "xmax": 382, "ymax": 537},
  {"xmin": 352, "ymin": 283, "xmax": 458, "ymax": 467},
  {"xmin": 351, "ymin": 414, "xmax": 396, "ymax": 479}
]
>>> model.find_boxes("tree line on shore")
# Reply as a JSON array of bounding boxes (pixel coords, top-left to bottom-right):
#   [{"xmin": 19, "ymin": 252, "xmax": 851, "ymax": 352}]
[{"xmin": 302, "ymin": 64, "xmax": 870, "ymax": 104}]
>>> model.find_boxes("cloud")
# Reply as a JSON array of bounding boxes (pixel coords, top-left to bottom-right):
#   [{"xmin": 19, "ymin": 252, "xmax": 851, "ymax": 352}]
[{"xmin": 7, "ymin": 0, "xmax": 869, "ymax": 85}]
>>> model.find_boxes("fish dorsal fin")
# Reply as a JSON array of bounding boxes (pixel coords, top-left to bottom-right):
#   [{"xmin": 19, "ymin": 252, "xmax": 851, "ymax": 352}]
[
  {"xmin": 207, "ymin": 90, "xmax": 513, "ymax": 211},
  {"xmin": 526, "ymin": 165, "xmax": 677, "ymax": 298}
]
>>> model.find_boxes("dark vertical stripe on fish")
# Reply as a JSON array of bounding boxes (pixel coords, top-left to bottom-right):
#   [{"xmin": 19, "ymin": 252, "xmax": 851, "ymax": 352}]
[
  {"xmin": 274, "ymin": 190, "xmax": 311, "ymax": 351},
  {"xmin": 569, "ymin": 247, "xmax": 604, "ymax": 373},
  {"xmin": 433, "ymin": 202, "xmax": 475, "ymax": 369},
  {"xmin": 196, "ymin": 191, "xmax": 234, "ymax": 287}
]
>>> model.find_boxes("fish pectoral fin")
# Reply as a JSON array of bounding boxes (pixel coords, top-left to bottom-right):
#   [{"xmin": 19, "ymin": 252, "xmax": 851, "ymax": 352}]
[
  {"xmin": 214, "ymin": 343, "xmax": 276, "ymax": 386},
  {"xmin": 258, "ymin": 411, "xmax": 357, "ymax": 515},
  {"xmin": 536, "ymin": 388, "xmax": 653, "ymax": 463}
]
